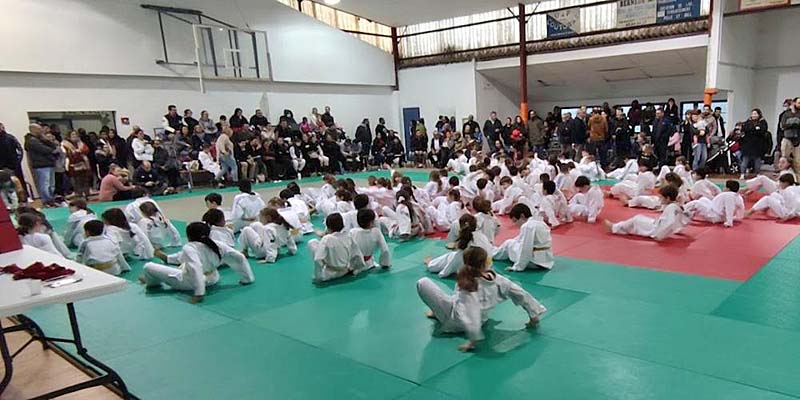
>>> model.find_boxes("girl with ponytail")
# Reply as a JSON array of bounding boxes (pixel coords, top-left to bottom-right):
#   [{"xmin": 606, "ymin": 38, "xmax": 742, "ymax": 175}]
[
  {"xmin": 417, "ymin": 247, "xmax": 547, "ymax": 352},
  {"xmin": 137, "ymin": 201, "xmax": 182, "ymax": 249},
  {"xmin": 143, "ymin": 221, "xmax": 255, "ymax": 304},
  {"xmin": 65, "ymin": 197, "xmax": 96, "ymax": 248},
  {"xmin": 427, "ymin": 188, "xmax": 465, "ymax": 232},
  {"xmin": 17, "ymin": 213, "xmax": 64, "ymax": 256},
  {"xmin": 424, "ymin": 213, "xmax": 493, "ymax": 278},
  {"xmin": 102, "ymin": 208, "xmax": 155, "ymax": 260},
  {"xmin": 377, "ymin": 189, "xmax": 422, "ymax": 241}
]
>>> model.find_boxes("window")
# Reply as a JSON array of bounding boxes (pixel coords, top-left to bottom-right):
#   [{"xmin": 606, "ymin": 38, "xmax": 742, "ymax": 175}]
[{"xmin": 681, "ymin": 100, "xmax": 727, "ymax": 122}]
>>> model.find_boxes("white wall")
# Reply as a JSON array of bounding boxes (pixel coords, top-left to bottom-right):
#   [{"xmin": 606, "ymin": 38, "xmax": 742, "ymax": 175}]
[
  {"xmin": 716, "ymin": 12, "xmax": 758, "ymax": 123},
  {"xmin": 0, "ymin": 0, "xmax": 395, "ymax": 86},
  {"xmin": 475, "ymin": 72, "xmax": 520, "ymax": 121},
  {"xmin": 397, "ymin": 62, "xmax": 478, "ymax": 128}
]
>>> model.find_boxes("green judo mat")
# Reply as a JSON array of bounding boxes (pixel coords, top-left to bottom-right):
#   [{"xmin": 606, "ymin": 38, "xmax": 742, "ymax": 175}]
[{"xmin": 22, "ymin": 172, "xmax": 800, "ymax": 400}]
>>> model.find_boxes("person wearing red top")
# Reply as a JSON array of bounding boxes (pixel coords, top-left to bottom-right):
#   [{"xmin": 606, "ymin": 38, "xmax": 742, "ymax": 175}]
[{"xmin": 98, "ymin": 165, "xmax": 140, "ymax": 201}]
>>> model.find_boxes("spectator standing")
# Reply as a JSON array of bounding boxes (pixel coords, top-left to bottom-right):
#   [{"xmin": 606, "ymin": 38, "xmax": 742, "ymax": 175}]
[
  {"xmin": 610, "ymin": 108, "xmax": 633, "ymax": 165},
  {"xmin": 587, "ymin": 109, "xmax": 608, "ymax": 166},
  {"xmin": 24, "ymin": 123, "xmax": 58, "ymax": 205},
  {"xmin": 701, "ymin": 105, "xmax": 718, "ymax": 139},
  {"xmin": 0, "ymin": 123, "xmax": 27, "ymax": 201},
  {"xmin": 355, "ymin": 118, "xmax": 372, "ymax": 169},
  {"xmin": 664, "ymin": 98, "xmax": 680, "ymax": 124},
  {"xmin": 572, "ymin": 110, "xmax": 588, "ymax": 160},
  {"xmin": 463, "ymin": 115, "xmax": 480, "ymax": 140},
  {"xmin": 483, "ymin": 112, "xmax": 503, "ymax": 152},
  {"xmin": 740, "ymin": 108, "xmax": 769, "ymax": 178},
  {"xmin": 63, "ymin": 130, "xmax": 92, "ymax": 198},
  {"xmin": 107, "ymin": 129, "xmax": 129, "ymax": 168},
  {"xmin": 714, "ymin": 107, "xmax": 726, "ymax": 138},
  {"xmin": 216, "ymin": 127, "xmax": 238, "ymax": 182},
  {"xmin": 651, "ymin": 109, "xmax": 673, "ymax": 166},
  {"xmin": 679, "ymin": 111, "xmax": 696, "ymax": 162},
  {"xmin": 628, "ymin": 100, "xmax": 642, "ymax": 131},
  {"xmin": 779, "ymin": 97, "xmax": 800, "ymax": 173},
  {"xmin": 375, "ymin": 117, "xmax": 388, "ymax": 142},
  {"xmin": 528, "ymin": 110, "xmax": 546, "ymax": 158}
]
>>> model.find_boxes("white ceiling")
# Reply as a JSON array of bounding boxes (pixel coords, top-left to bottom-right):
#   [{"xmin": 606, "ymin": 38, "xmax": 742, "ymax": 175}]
[
  {"xmin": 310, "ymin": 0, "xmax": 523, "ymax": 27},
  {"xmin": 479, "ymin": 47, "xmax": 708, "ymax": 103}
]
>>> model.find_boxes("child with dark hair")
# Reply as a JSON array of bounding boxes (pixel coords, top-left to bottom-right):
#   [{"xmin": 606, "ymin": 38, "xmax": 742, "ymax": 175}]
[
  {"xmin": 17, "ymin": 213, "xmax": 63, "ymax": 256},
  {"xmin": 137, "ymin": 201, "xmax": 182, "ymax": 249},
  {"xmin": 539, "ymin": 180, "xmax": 572, "ymax": 227},
  {"xmin": 746, "ymin": 174, "xmax": 800, "ymax": 221},
  {"xmin": 609, "ymin": 162, "xmax": 656, "ymax": 199},
  {"xmin": 102, "ymin": 208, "xmax": 154, "ymax": 259},
  {"xmin": 685, "ymin": 180, "xmax": 745, "ymax": 227},
  {"xmin": 493, "ymin": 203, "xmax": 554, "ymax": 271},
  {"xmin": 65, "ymin": 197, "xmax": 96, "ymax": 248},
  {"xmin": 310, "ymin": 213, "xmax": 367, "ymax": 283},
  {"xmin": 428, "ymin": 188, "xmax": 465, "ymax": 232},
  {"xmin": 379, "ymin": 189, "xmax": 423, "ymax": 240},
  {"xmin": 417, "ymin": 247, "xmax": 546, "ymax": 352},
  {"xmin": 624, "ymin": 172, "xmax": 686, "ymax": 210},
  {"xmin": 16, "ymin": 206, "xmax": 71, "ymax": 257},
  {"xmin": 231, "ymin": 180, "xmax": 265, "ymax": 232},
  {"xmin": 342, "ymin": 193, "xmax": 371, "ymax": 231},
  {"xmin": 569, "ymin": 175, "xmax": 604, "ymax": 223},
  {"xmin": 426, "ymin": 213, "xmax": 494, "ymax": 278},
  {"xmin": 78, "ymin": 220, "xmax": 130, "ymax": 276},
  {"xmin": 604, "ymin": 185, "xmax": 689, "ymax": 240},
  {"xmin": 492, "ymin": 176, "xmax": 523, "ymax": 215},
  {"xmin": 689, "ymin": 167, "xmax": 721, "ymax": 201},
  {"xmin": 351, "ymin": 209, "xmax": 391, "ymax": 269},
  {"xmin": 142, "ymin": 222, "xmax": 254, "ymax": 303},
  {"xmin": 202, "ymin": 208, "xmax": 234, "ymax": 247},
  {"xmin": 239, "ymin": 207, "xmax": 298, "ymax": 263}
]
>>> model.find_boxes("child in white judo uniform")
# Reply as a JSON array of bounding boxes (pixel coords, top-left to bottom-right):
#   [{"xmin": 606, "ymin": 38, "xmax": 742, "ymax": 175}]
[
  {"xmin": 426, "ymin": 214, "xmax": 494, "ymax": 278},
  {"xmin": 317, "ymin": 189, "xmax": 355, "ymax": 218},
  {"xmin": 124, "ymin": 196, "xmax": 164, "ymax": 224},
  {"xmin": 553, "ymin": 162, "xmax": 577, "ymax": 199},
  {"xmin": 198, "ymin": 144, "xmax": 224, "ymax": 183},
  {"xmin": 746, "ymin": 174, "xmax": 800, "ymax": 221},
  {"xmin": 310, "ymin": 213, "xmax": 368, "ymax": 283},
  {"xmin": 609, "ymin": 162, "xmax": 656, "ymax": 199},
  {"xmin": 656, "ymin": 157, "xmax": 692, "ymax": 186},
  {"xmin": 493, "ymin": 203, "xmax": 554, "ymax": 271},
  {"xmin": 417, "ymin": 247, "xmax": 546, "ymax": 352},
  {"xmin": 204, "ymin": 193, "xmax": 231, "ymax": 223},
  {"xmin": 16, "ymin": 206, "xmax": 71, "ymax": 258},
  {"xmin": 137, "ymin": 201, "xmax": 182, "ymax": 249},
  {"xmin": 744, "ymin": 157, "xmax": 796, "ymax": 196},
  {"xmin": 239, "ymin": 207, "xmax": 298, "ymax": 263},
  {"xmin": 688, "ymin": 167, "xmax": 721, "ymax": 201},
  {"xmin": 16, "ymin": 213, "xmax": 65, "ymax": 257},
  {"xmin": 142, "ymin": 222, "xmax": 254, "ymax": 303},
  {"xmin": 379, "ymin": 189, "xmax": 423, "ymax": 240},
  {"xmin": 231, "ymin": 180, "xmax": 266, "ymax": 232},
  {"xmin": 280, "ymin": 189, "xmax": 314, "ymax": 234},
  {"xmin": 539, "ymin": 181, "xmax": 572, "ymax": 227},
  {"xmin": 342, "ymin": 194, "xmax": 371, "ymax": 231},
  {"xmin": 101, "ymin": 208, "xmax": 154, "ymax": 260},
  {"xmin": 576, "ymin": 153, "xmax": 605, "ymax": 181},
  {"xmin": 685, "ymin": 180, "xmax": 745, "ymax": 227},
  {"xmin": 428, "ymin": 189, "xmax": 466, "ymax": 232},
  {"xmin": 64, "ymin": 197, "xmax": 96, "ymax": 248},
  {"xmin": 77, "ymin": 220, "xmax": 130, "ymax": 276},
  {"xmin": 604, "ymin": 185, "xmax": 690, "ymax": 240},
  {"xmin": 623, "ymin": 172, "xmax": 686, "ymax": 209},
  {"xmin": 607, "ymin": 156, "xmax": 639, "ymax": 181},
  {"xmin": 202, "ymin": 209, "xmax": 235, "ymax": 247},
  {"xmin": 492, "ymin": 176, "xmax": 524, "ymax": 215},
  {"xmin": 423, "ymin": 170, "xmax": 448, "ymax": 200},
  {"xmin": 351, "ymin": 209, "xmax": 391, "ymax": 269},
  {"xmin": 569, "ymin": 176, "xmax": 604, "ymax": 223}
]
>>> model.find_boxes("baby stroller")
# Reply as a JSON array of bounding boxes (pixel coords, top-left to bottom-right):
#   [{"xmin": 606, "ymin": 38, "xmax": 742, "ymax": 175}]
[{"xmin": 707, "ymin": 136, "xmax": 740, "ymax": 175}]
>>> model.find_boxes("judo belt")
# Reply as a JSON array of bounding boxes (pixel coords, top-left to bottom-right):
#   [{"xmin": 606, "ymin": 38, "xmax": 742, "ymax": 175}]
[
  {"xmin": 533, "ymin": 247, "xmax": 551, "ymax": 252},
  {"xmin": 90, "ymin": 261, "xmax": 116, "ymax": 271},
  {"xmin": 363, "ymin": 255, "xmax": 373, "ymax": 262}
]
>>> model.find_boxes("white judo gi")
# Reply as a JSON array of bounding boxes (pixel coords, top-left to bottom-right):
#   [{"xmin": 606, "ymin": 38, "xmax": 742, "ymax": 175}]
[
  {"xmin": 64, "ymin": 209, "xmax": 96, "ymax": 248},
  {"xmin": 287, "ymin": 196, "xmax": 314, "ymax": 234},
  {"xmin": 104, "ymin": 224, "xmax": 155, "ymax": 260},
  {"xmin": 426, "ymin": 232, "xmax": 494, "ymax": 278},
  {"xmin": 568, "ymin": 186, "xmax": 605, "ymax": 223},
  {"xmin": 77, "ymin": 235, "xmax": 131, "ymax": 276},
  {"xmin": 690, "ymin": 179, "xmax": 722, "ymax": 201},
  {"xmin": 416, "ymin": 272, "xmax": 547, "ymax": 341},
  {"xmin": 20, "ymin": 232, "xmax": 65, "ymax": 257},
  {"xmin": 685, "ymin": 191, "xmax": 744, "ymax": 227},
  {"xmin": 231, "ymin": 192, "xmax": 266, "ymax": 232},
  {"xmin": 492, "ymin": 217, "xmax": 554, "ymax": 270},
  {"xmin": 610, "ymin": 171, "xmax": 656, "ymax": 198},
  {"xmin": 379, "ymin": 204, "xmax": 421, "ymax": 239},
  {"xmin": 351, "ymin": 227, "xmax": 391, "ymax": 268},
  {"xmin": 428, "ymin": 200, "xmax": 465, "ymax": 232},
  {"xmin": 124, "ymin": 197, "xmax": 164, "ymax": 224},
  {"xmin": 137, "ymin": 214, "xmax": 182, "ymax": 249},
  {"xmin": 577, "ymin": 160, "xmax": 606, "ymax": 181},
  {"xmin": 309, "ymin": 231, "xmax": 368, "ymax": 282},
  {"xmin": 209, "ymin": 225, "xmax": 235, "ymax": 248},
  {"xmin": 198, "ymin": 151, "xmax": 222, "ymax": 179},
  {"xmin": 607, "ymin": 159, "xmax": 639, "ymax": 181},
  {"xmin": 142, "ymin": 241, "xmax": 255, "ymax": 296},
  {"xmin": 751, "ymin": 186, "xmax": 800, "ymax": 220},
  {"xmin": 746, "ymin": 170, "xmax": 796, "ymax": 195},
  {"xmin": 239, "ymin": 222, "xmax": 298, "ymax": 262},
  {"xmin": 539, "ymin": 191, "xmax": 572, "ymax": 227},
  {"xmin": 492, "ymin": 186, "xmax": 523, "ymax": 215},
  {"xmin": 611, "ymin": 203, "xmax": 689, "ymax": 240}
]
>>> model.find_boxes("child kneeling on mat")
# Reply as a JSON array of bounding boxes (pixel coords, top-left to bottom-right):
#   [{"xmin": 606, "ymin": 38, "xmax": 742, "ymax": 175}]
[
  {"xmin": 417, "ymin": 247, "xmax": 547, "ymax": 352},
  {"xmin": 141, "ymin": 222, "xmax": 254, "ymax": 303},
  {"xmin": 77, "ymin": 220, "xmax": 130, "ymax": 276}
]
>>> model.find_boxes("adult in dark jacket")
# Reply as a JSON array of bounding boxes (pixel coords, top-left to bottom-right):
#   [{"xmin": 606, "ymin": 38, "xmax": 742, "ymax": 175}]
[
  {"xmin": 558, "ymin": 113, "xmax": 577, "ymax": 158},
  {"xmin": 183, "ymin": 109, "xmax": 199, "ymax": 134},
  {"xmin": 483, "ymin": 112, "xmax": 503, "ymax": 152},
  {"xmin": 133, "ymin": 160, "xmax": 168, "ymax": 195},
  {"xmin": 0, "ymin": 123, "xmax": 27, "ymax": 200},
  {"xmin": 152, "ymin": 137, "xmax": 181, "ymax": 188},
  {"xmin": 24, "ymin": 123, "xmax": 58, "ymax": 204},
  {"xmin": 321, "ymin": 106, "xmax": 335, "ymax": 128},
  {"xmin": 610, "ymin": 109, "xmax": 633, "ymax": 165},
  {"xmin": 229, "ymin": 108, "xmax": 247, "ymax": 132},
  {"xmin": 527, "ymin": 110, "xmax": 546, "ymax": 158},
  {"xmin": 107, "ymin": 129, "xmax": 129, "ymax": 168},
  {"xmin": 375, "ymin": 118, "xmax": 388, "ymax": 142},
  {"xmin": 249, "ymin": 109, "xmax": 270, "ymax": 128},
  {"xmin": 462, "ymin": 115, "xmax": 480, "ymax": 139},
  {"xmin": 664, "ymin": 98, "xmax": 680, "ymax": 124},
  {"xmin": 571, "ymin": 112, "xmax": 587, "ymax": 160},
  {"xmin": 679, "ymin": 111, "xmax": 696, "ymax": 161},
  {"xmin": 355, "ymin": 118, "xmax": 372, "ymax": 167},
  {"xmin": 740, "ymin": 109, "xmax": 769, "ymax": 177},
  {"xmin": 651, "ymin": 109, "xmax": 673, "ymax": 166}
]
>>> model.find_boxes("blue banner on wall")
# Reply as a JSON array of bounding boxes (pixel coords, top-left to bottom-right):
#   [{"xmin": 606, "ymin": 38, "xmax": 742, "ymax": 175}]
[
  {"xmin": 656, "ymin": 0, "xmax": 701, "ymax": 23},
  {"xmin": 546, "ymin": 8, "xmax": 581, "ymax": 39}
]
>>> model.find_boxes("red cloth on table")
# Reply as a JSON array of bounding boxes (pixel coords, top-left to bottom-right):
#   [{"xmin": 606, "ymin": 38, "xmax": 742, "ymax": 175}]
[{"xmin": 1, "ymin": 262, "xmax": 75, "ymax": 281}]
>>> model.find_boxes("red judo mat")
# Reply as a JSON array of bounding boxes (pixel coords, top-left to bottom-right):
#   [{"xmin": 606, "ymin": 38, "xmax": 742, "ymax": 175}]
[{"xmin": 485, "ymin": 194, "xmax": 800, "ymax": 281}]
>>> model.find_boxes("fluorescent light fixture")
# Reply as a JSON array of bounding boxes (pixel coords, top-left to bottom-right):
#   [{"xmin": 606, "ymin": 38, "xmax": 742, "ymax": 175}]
[{"xmin": 324, "ymin": 0, "xmax": 341, "ymax": 5}]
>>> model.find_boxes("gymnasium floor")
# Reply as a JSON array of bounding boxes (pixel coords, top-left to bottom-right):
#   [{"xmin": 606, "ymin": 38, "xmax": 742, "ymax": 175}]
[{"xmin": 19, "ymin": 170, "xmax": 800, "ymax": 399}]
